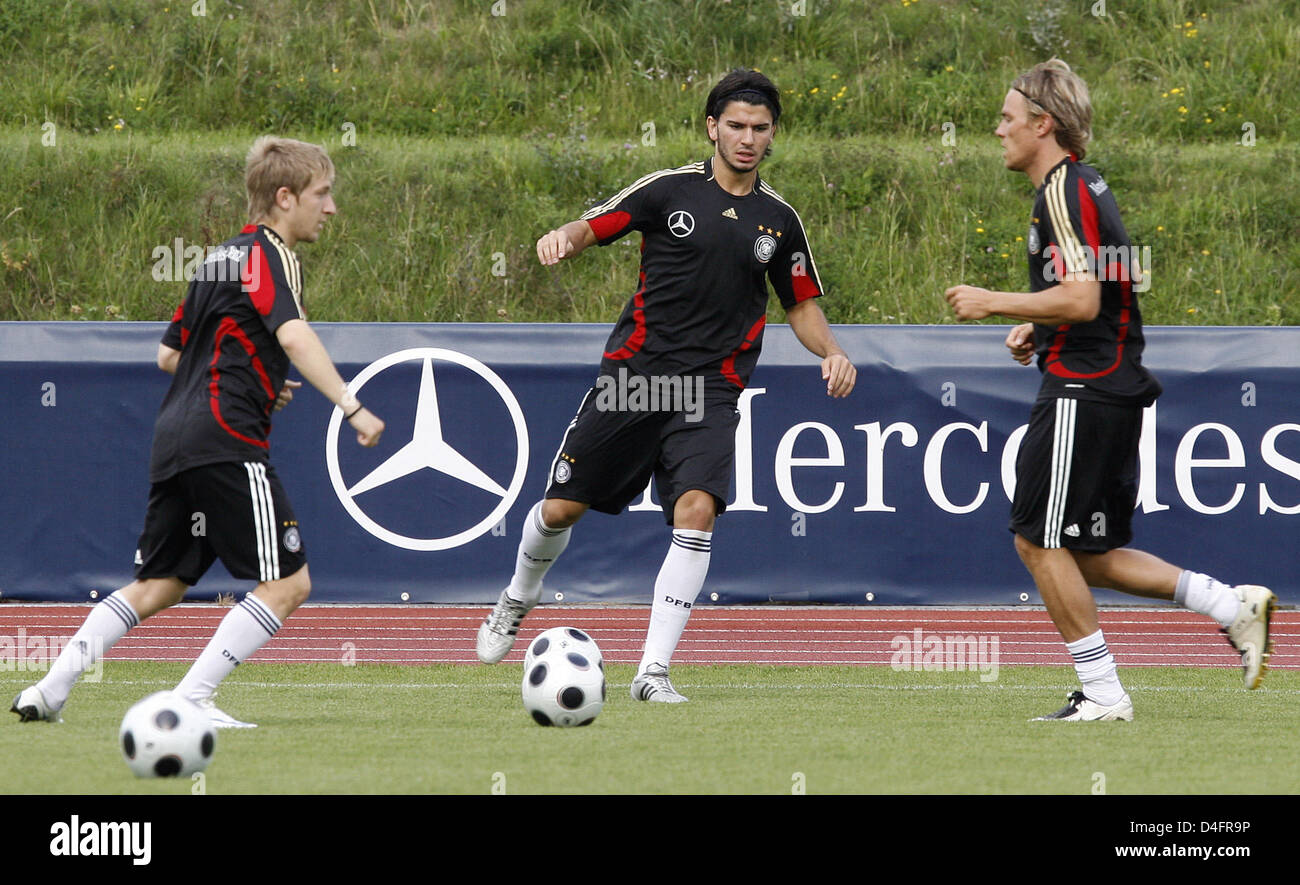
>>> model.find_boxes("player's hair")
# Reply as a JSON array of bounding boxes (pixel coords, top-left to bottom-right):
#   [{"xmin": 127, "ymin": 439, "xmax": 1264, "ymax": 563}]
[
  {"xmin": 245, "ymin": 136, "xmax": 335, "ymax": 223},
  {"xmin": 705, "ymin": 68, "xmax": 782, "ymax": 129},
  {"xmin": 1011, "ymin": 58, "xmax": 1093, "ymax": 161}
]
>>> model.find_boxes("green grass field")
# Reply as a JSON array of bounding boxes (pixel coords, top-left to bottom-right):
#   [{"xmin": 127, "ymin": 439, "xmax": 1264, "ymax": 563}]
[{"xmin": 4, "ymin": 661, "xmax": 1296, "ymax": 794}]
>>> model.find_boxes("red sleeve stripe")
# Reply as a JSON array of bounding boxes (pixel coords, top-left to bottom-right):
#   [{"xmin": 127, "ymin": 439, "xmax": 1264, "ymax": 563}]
[{"xmin": 586, "ymin": 211, "xmax": 632, "ymax": 242}]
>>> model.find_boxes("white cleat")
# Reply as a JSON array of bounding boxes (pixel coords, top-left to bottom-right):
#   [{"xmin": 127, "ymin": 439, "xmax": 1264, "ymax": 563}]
[
  {"xmin": 10, "ymin": 686, "xmax": 62, "ymax": 723},
  {"xmin": 1032, "ymin": 690, "xmax": 1133, "ymax": 722},
  {"xmin": 630, "ymin": 662, "xmax": 688, "ymax": 703},
  {"xmin": 1224, "ymin": 584, "xmax": 1276, "ymax": 690},
  {"xmin": 476, "ymin": 589, "xmax": 534, "ymax": 664},
  {"xmin": 195, "ymin": 696, "xmax": 257, "ymax": 729}
]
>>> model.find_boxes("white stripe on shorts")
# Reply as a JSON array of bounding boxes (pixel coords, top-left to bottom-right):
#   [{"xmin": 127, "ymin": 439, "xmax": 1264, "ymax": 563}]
[
  {"xmin": 244, "ymin": 462, "xmax": 280, "ymax": 582},
  {"xmin": 1042, "ymin": 398, "xmax": 1077, "ymax": 548}
]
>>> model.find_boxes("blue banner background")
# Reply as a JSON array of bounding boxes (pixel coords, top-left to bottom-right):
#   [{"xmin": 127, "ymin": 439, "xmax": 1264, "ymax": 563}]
[{"xmin": 1, "ymin": 322, "xmax": 1296, "ymax": 606}]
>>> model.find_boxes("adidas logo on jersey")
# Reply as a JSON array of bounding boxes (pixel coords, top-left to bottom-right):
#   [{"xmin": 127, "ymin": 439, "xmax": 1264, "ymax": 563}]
[
  {"xmin": 1063, "ymin": 524, "xmax": 1081, "ymax": 538},
  {"xmin": 721, "ymin": 208, "xmax": 738, "ymax": 220},
  {"xmin": 1088, "ymin": 178, "xmax": 1109, "ymax": 196}
]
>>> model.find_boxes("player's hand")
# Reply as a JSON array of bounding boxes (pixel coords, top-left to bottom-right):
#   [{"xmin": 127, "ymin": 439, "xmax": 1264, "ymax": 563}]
[
  {"xmin": 945, "ymin": 284, "xmax": 994, "ymax": 321},
  {"xmin": 1005, "ymin": 323, "xmax": 1036, "ymax": 365},
  {"xmin": 822, "ymin": 352, "xmax": 856, "ymax": 398},
  {"xmin": 348, "ymin": 408, "xmax": 385, "ymax": 447},
  {"xmin": 537, "ymin": 229, "xmax": 576, "ymax": 266},
  {"xmin": 273, "ymin": 379, "xmax": 302, "ymax": 412}
]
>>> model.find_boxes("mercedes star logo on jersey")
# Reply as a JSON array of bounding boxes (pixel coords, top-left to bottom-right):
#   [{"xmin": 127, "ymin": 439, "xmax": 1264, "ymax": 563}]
[
  {"xmin": 325, "ymin": 348, "xmax": 529, "ymax": 551},
  {"xmin": 667, "ymin": 210, "xmax": 695, "ymax": 238}
]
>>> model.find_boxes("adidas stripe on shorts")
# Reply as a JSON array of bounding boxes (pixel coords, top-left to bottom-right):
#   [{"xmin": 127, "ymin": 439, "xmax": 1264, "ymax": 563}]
[
  {"xmin": 1009, "ymin": 397, "xmax": 1143, "ymax": 552},
  {"xmin": 134, "ymin": 461, "xmax": 306, "ymax": 585}
]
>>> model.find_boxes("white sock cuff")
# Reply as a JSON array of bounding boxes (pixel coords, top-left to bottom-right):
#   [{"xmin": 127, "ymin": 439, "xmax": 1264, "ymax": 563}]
[
  {"xmin": 238, "ymin": 595, "xmax": 282, "ymax": 637},
  {"xmin": 102, "ymin": 591, "xmax": 141, "ymax": 630},
  {"xmin": 671, "ymin": 529, "xmax": 712, "ymax": 553}
]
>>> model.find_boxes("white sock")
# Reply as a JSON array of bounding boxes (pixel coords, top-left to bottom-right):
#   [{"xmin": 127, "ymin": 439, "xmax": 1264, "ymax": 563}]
[
  {"xmin": 175, "ymin": 594, "xmax": 282, "ymax": 703},
  {"xmin": 1066, "ymin": 629, "xmax": 1125, "ymax": 706},
  {"xmin": 36, "ymin": 590, "xmax": 140, "ymax": 709},
  {"xmin": 1174, "ymin": 570, "xmax": 1239, "ymax": 627},
  {"xmin": 506, "ymin": 501, "xmax": 571, "ymax": 606},
  {"xmin": 638, "ymin": 529, "xmax": 711, "ymax": 674}
]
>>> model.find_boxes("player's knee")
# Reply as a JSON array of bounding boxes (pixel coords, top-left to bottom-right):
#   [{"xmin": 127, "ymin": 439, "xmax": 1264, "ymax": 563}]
[
  {"xmin": 540, "ymin": 498, "xmax": 585, "ymax": 529},
  {"xmin": 1013, "ymin": 532, "xmax": 1045, "ymax": 564},
  {"xmin": 287, "ymin": 566, "xmax": 312, "ymax": 607},
  {"xmin": 673, "ymin": 492, "xmax": 717, "ymax": 532}
]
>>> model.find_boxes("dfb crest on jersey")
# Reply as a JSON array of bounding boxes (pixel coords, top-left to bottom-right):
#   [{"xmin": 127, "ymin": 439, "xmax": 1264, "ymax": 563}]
[
  {"xmin": 554, "ymin": 460, "xmax": 572, "ymax": 484},
  {"xmin": 754, "ymin": 234, "xmax": 777, "ymax": 263},
  {"xmin": 1027, "ymin": 225, "xmax": 1041, "ymax": 255}
]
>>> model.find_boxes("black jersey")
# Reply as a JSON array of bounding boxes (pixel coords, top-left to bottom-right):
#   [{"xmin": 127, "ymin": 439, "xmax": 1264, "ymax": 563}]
[
  {"xmin": 1026, "ymin": 157, "xmax": 1161, "ymax": 407},
  {"xmin": 581, "ymin": 157, "xmax": 823, "ymax": 396},
  {"xmin": 149, "ymin": 224, "xmax": 306, "ymax": 482}
]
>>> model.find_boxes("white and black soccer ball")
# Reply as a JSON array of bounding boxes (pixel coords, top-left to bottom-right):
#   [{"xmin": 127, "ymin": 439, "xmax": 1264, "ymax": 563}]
[
  {"xmin": 119, "ymin": 691, "xmax": 216, "ymax": 778},
  {"xmin": 521, "ymin": 626, "xmax": 605, "ymax": 727}
]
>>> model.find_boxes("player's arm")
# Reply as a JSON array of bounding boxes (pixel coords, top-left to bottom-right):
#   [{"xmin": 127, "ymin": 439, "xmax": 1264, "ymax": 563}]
[
  {"xmin": 786, "ymin": 299, "xmax": 856, "ymax": 399},
  {"xmin": 275, "ymin": 319, "xmax": 384, "ymax": 447},
  {"xmin": 156, "ymin": 343, "xmax": 181, "ymax": 375},
  {"xmin": 944, "ymin": 275, "xmax": 1100, "ymax": 326},
  {"xmin": 537, "ymin": 220, "xmax": 597, "ymax": 266}
]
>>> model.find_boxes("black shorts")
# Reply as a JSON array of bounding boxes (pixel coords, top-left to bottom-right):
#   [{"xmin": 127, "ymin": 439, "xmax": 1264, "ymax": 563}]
[
  {"xmin": 134, "ymin": 461, "xmax": 306, "ymax": 585},
  {"xmin": 544, "ymin": 387, "xmax": 741, "ymax": 523},
  {"xmin": 1010, "ymin": 397, "xmax": 1141, "ymax": 552}
]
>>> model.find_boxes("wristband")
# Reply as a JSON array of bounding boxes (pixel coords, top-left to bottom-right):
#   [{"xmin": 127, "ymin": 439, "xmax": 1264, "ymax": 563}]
[{"xmin": 344, "ymin": 403, "xmax": 364, "ymax": 420}]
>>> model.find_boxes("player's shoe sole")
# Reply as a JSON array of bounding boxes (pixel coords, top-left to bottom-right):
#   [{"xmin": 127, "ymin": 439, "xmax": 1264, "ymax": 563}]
[
  {"xmin": 476, "ymin": 589, "xmax": 534, "ymax": 664},
  {"xmin": 1032, "ymin": 690, "xmax": 1133, "ymax": 722},
  {"xmin": 630, "ymin": 663, "xmax": 688, "ymax": 703},
  {"xmin": 1224, "ymin": 585, "xmax": 1276, "ymax": 690},
  {"xmin": 10, "ymin": 686, "xmax": 62, "ymax": 723}
]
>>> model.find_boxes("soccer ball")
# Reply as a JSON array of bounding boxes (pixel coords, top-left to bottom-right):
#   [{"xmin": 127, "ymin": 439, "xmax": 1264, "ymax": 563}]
[
  {"xmin": 119, "ymin": 691, "xmax": 216, "ymax": 778},
  {"xmin": 521, "ymin": 626, "xmax": 605, "ymax": 727}
]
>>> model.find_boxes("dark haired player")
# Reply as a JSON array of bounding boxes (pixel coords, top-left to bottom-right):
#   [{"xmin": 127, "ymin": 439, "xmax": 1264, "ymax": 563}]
[
  {"xmin": 476, "ymin": 69, "xmax": 856, "ymax": 702},
  {"xmin": 945, "ymin": 60, "xmax": 1274, "ymax": 721},
  {"xmin": 12, "ymin": 137, "xmax": 384, "ymax": 727}
]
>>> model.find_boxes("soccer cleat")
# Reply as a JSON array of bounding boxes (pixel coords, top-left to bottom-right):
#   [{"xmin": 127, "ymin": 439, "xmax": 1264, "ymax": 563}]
[
  {"xmin": 630, "ymin": 662, "xmax": 688, "ymax": 703},
  {"xmin": 194, "ymin": 696, "xmax": 257, "ymax": 729},
  {"xmin": 10, "ymin": 686, "xmax": 62, "ymax": 723},
  {"xmin": 1032, "ymin": 690, "xmax": 1133, "ymax": 722},
  {"xmin": 476, "ymin": 589, "xmax": 534, "ymax": 664},
  {"xmin": 1223, "ymin": 584, "xmax": 1276, "ymax": 690}
]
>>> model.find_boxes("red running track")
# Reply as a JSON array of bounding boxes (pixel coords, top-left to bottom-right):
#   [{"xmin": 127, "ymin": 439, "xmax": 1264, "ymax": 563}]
[{"xmin": 0, "ymin": 604, "xmax": 1295, "ymax": 669}]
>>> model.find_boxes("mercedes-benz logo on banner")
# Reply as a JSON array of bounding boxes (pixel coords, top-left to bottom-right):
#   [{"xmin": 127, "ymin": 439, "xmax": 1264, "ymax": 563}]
[{"xmin": 325, "ymin": 348, "xmax": 529, "ymax": 551}]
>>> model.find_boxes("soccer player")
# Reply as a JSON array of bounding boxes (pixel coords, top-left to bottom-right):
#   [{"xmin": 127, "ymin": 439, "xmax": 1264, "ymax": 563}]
[
  {"xmin": 11, "ymin": 137, "xmax": 384, "ymax": 727},
  {"xmin": 476, "ymin": 69, "xmax": 857, "ymax": 701},
  {"xmin": 945, "ymin": 59, "xmax": 1274, "ymax": 721}
]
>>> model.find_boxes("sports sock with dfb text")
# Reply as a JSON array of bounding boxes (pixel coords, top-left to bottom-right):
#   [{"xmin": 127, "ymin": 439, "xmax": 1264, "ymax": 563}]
[
  {"xmin": 175, "ymin": 594, "xmax": 282, "ymax": 703},
  {"xmin": 637, "ymin": 529, "xmax": 711, "ymax": 674}
]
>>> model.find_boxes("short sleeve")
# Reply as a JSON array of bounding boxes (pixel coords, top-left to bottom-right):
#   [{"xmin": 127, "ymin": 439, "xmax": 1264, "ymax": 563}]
[
  {"xmin": 242, "ymin": 236, "xmax": 306, "ymax": 333},
  {"xmin": 579, "ymin": 170, "xmax": 673, "ymax": 245},
  {"xmin": 768, "ymin": 207, "xmax": 824, "ymax": 310}
]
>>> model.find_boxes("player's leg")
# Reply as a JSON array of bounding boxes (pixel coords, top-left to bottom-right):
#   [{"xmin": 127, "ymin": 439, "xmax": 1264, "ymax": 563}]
[
  {"xmin": 1013, "ymin": 398, "xmax": 1132, "ymax": 721},
  {"xmin": 11, "ymin": 577, "xmax": 188, "ymax": 722},
  {"xmin": 169, "ymin": 462, "xmax": 306, "ymax": 727},
  {"xmin": 1074, "ymin": 548, "xmax": 1274, "ymax": 688},
  {"xmin": 631, "ymin": 402, "xmax": 737, "ymax": 703},
  {"xmin": 477, "ymin": 389, "xmax": 660, "ymax": 663},
  {"xmin": 12, "ymin": 477, "xmax": 204, "ymax": 722},
  {"xmin": 174, "ymin": 565, "xmax": 310, "ymax": 727},
  {"xmin": 476, "ymin": 498, "xmax": 585, "ymax": 664},
  {"xmin": 631, "ymin": 489, "xmax": 716, "ymax": 703}
]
